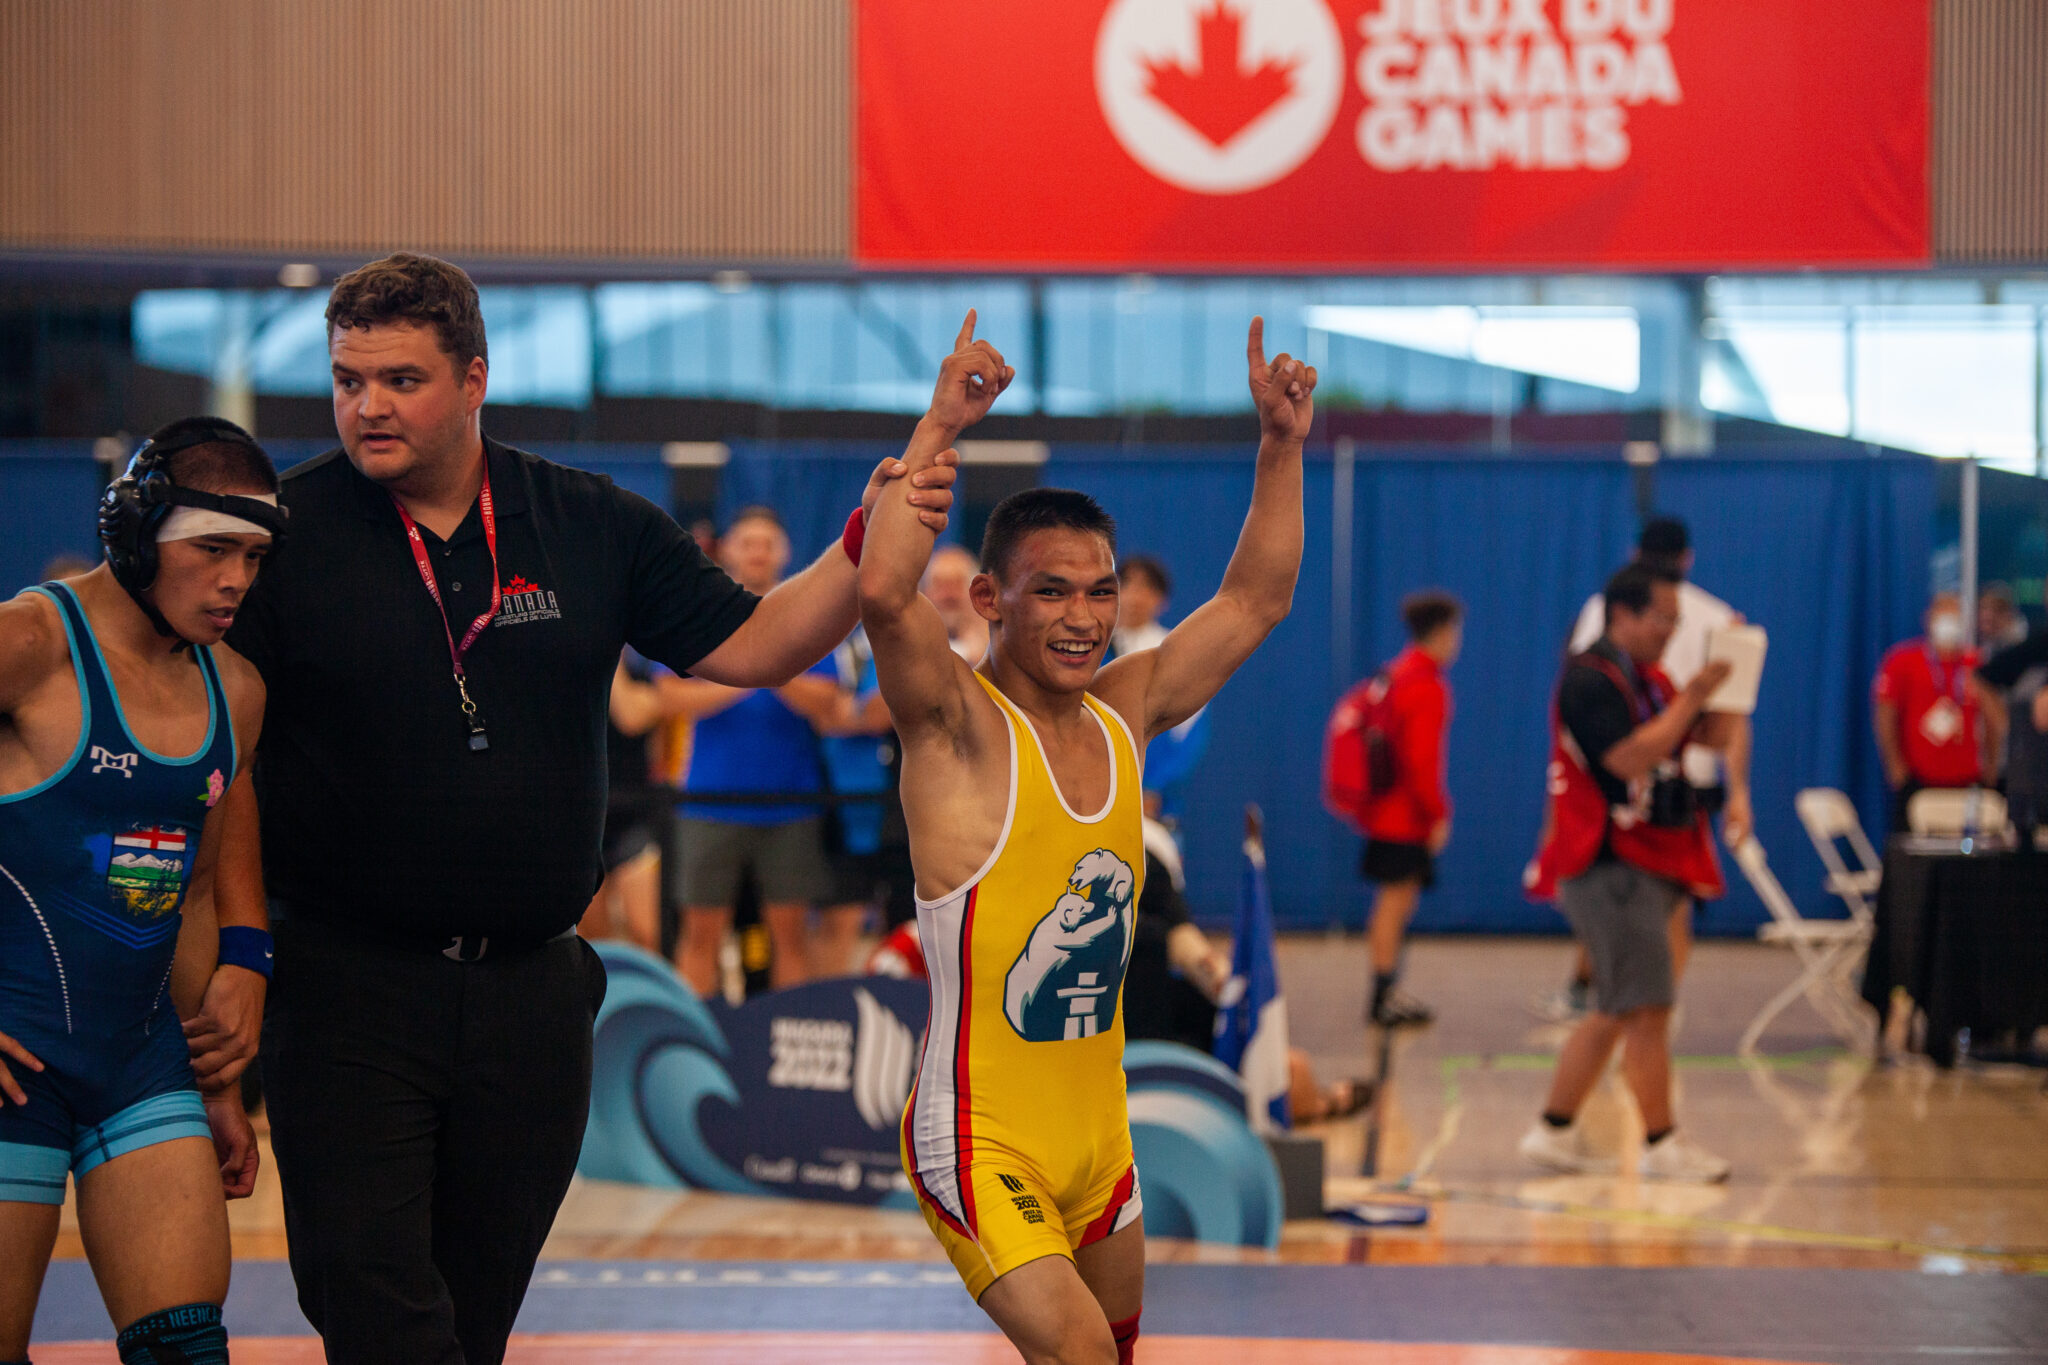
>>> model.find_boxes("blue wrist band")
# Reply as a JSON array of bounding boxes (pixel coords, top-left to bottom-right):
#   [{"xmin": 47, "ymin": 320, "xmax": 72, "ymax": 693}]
[{"xmin": 218, "ymin": 925, "xmax": 274, "ymax": 979}]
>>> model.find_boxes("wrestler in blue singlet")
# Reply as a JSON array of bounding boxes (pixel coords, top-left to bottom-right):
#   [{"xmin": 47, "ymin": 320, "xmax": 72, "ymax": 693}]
[{"xmin": 0, "ymin": 580, "xmax": 238, "ymax": 1205}]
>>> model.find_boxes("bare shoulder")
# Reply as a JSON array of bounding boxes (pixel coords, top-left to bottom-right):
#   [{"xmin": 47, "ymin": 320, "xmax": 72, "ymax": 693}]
[
  {"xmin": 207, "ymin": 641, "xmax": 268, "ymax": 735},
  {"xmin": 0, "ymin": 590, "xmax": 69, "ymax": 701},
  {"xmin": 1088, "ymin": 651, "xmax": 1155, "ymax": 743}
]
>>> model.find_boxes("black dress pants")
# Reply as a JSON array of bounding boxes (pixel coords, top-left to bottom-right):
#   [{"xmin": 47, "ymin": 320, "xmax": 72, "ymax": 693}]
[{"xmin": 260, "ymin": 917, "xmax": 608, "ymax": 1364}]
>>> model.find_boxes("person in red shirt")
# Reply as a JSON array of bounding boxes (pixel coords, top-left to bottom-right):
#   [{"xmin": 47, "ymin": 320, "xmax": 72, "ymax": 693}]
[
  {"xmin": 1873, "ymin": 593, "xmax": 2007, "ymax": 831},
  {"xmin": 1356, "ymin": 592, "xmax": 1462, "ymax": 1027}
]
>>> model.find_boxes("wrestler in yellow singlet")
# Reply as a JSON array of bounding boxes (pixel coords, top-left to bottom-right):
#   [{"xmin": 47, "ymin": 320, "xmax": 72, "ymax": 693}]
[
  {"xmin": 901, "ymin": 673, "xmax": 1146, "ymax": 1298},
  {"xmin": 858, "ymin": 308, "xmax": 1312, "ymax": 1365}
]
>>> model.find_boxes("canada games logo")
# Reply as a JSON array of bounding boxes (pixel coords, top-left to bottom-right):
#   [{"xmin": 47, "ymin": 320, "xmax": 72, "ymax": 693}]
[
  {"xmin": 1003, "ymin": 849, "xmax": 1136, "ymax": 1043},
  {"xmin": 1096, "ymin": 0, "xmax": 1345, "ymax": 194},
  {"xmin": 1097, "ymin": 0, "xmax": 1685, "ymax": 191}
]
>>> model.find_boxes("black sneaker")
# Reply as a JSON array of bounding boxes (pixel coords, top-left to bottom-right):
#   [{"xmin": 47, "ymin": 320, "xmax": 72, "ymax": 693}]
[{"xmin": 1371, "ymin": 987, "xmax": 1435, "ymax": 1027}]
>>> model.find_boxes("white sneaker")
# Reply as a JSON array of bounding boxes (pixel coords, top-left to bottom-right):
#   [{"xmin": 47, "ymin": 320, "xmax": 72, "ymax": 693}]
[
  {"xmin": 1526, "ymin": 983, "xmax": 1589, "ymax": 1023},
  {"xmin": 1638, "ymin": 1133, "xmax": 1730, "ymax": 1183},
  {"xmin": 1518, "ymin": 1121, "xmax": 1618, "ymax": 1175}
]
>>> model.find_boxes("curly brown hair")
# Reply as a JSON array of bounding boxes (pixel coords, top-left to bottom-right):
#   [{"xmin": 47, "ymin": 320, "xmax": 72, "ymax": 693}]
[{"xmin": 325, "ymin": 252, "xmax": 487, "ymax": 375}]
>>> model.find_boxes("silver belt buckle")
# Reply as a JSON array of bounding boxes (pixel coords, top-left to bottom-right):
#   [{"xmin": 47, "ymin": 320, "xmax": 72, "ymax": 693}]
[{"xmin": 443, "ymin": 935, "xmax": 489, "ymax": 963}]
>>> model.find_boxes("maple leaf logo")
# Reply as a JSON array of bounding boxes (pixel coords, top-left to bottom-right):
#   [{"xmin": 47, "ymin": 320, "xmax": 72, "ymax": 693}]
[
  {"xmin": 1143, "ymin": 1, "xmax": 1300, "ymax": 150},
  {"xmin": 506, "ymin": 575, "xmax": 539, "ymax": 595}
]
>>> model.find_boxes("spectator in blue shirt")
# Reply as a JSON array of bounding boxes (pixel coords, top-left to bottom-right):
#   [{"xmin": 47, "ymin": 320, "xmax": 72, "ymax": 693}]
[
  {"xmin": 658, "ymin": 508, "xmax": 842, "ymax": 997},
  {"xmin": 1110, "ymin": 555, "xmax": 1211, "ymax": 818}
]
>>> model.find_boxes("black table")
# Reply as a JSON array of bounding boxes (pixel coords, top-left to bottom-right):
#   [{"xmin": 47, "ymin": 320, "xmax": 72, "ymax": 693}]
[{"xmin": 1863, "ymin": 844, "xmax": 2048, "ymax": 1066}]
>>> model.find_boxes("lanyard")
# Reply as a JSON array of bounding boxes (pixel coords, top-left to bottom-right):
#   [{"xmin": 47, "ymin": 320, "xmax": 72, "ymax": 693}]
[
  {"xmin": 1923, "ymin": 646, "xmax": 1969, "ymax": 708},
  {"xmin": 391, "ymin": 463, "xmax": 501, "ymax": 751},
  {"xmin": 1602, "ymin": 646, "xmax": 1657, "ymax": 724}
]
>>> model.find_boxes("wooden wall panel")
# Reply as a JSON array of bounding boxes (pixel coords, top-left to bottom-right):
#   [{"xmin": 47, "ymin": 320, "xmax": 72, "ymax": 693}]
[
  {"xmin": 1934, "ymin": 0, "xmax": 2048, "ymax": 263},
  {"xmin": 0, "ymin": 0, "xmax": 850, "ymax": 263}
]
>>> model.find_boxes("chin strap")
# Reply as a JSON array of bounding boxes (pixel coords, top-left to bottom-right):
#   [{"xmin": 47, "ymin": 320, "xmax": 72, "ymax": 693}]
[{"xmin": 116, "ymin": 575, "xmax": 191, "ymax": 651}]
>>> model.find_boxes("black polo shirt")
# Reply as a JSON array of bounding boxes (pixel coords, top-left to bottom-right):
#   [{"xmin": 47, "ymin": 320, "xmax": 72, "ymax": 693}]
[
  {"xmin": 227, "ymin": 438, "xmax": 757, "ymax": 948},
  {"xmin": 1559, "ymin": 639, "xmax": 1652, "ymax": 808}
]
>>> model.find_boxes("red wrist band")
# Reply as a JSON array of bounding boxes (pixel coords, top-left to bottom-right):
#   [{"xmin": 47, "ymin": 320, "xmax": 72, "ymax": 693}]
[{"xmin": 842, "ymin": 507, "xmax": 867, "ymax": 566}]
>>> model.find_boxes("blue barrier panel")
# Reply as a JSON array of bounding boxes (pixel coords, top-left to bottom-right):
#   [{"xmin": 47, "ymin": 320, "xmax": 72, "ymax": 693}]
[{"xmin": 583, "ymin": 946, "xmax": 1285, "ymax": 1246}]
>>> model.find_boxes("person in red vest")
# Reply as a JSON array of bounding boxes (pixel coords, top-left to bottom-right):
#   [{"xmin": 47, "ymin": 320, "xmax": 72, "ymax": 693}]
[
  {"xmin": 1350, "ymin": 591, "xmax": 1462, "ymax": 1027},
  {"xmin": 1521, "ymin": 563, "xmax": 1736, "ymax": 1183},
  {"xmin": 1873, "ymin": 593, "xmax": 2007, "ymax": 832}
]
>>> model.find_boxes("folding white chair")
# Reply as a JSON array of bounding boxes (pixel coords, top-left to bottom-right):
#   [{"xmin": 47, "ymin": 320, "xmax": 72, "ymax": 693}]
[
  {"xmin": 1794, "ymin": 787, "xmax": 1883, "ymax": 921},
  {"xmin": 1731, "ymin": 836, "xmax": 1876, "ymax": 1058},
  {"xmin": 1905, "ymin": 786, "xmax": 2007, "ymax": 838}
]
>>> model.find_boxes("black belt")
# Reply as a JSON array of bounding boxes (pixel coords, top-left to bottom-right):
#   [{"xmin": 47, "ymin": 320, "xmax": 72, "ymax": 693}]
[
  {"xmin": 434, "ymin": 928, "xmax": 578, "ymax": 962},
  {"xmin": 272, "ymin": 902, "xmax": 578, "ymax": 963}
]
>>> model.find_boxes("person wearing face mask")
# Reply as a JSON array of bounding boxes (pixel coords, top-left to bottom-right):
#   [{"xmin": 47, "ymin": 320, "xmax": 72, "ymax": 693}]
[{"xmin": 1873, "ymin": 594, "xmax": 2008, "ymax": 833}]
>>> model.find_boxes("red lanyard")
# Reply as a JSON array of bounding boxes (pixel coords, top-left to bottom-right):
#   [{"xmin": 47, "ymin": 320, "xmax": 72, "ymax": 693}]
[{"xmin": 392, "ymin": 461, "xmax": 501, "ymax": 750}]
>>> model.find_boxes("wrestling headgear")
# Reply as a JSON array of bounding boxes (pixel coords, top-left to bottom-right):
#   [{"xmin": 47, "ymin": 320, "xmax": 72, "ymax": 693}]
[{"xmin": 99, "ymin": 417, "xmax": 288, "ymax": 639}]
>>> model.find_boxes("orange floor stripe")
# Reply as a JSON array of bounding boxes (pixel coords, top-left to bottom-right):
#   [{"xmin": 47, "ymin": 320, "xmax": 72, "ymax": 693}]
[{"xmin": 31, "ymin": 1333, "xmax": 1839, "ymax": 1365}]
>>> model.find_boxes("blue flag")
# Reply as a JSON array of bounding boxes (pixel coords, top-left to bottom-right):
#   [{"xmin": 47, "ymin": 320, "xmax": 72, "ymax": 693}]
[{"xmin": 1213, "ymin": 833, "xmax": 1291, "ymax": 1132}]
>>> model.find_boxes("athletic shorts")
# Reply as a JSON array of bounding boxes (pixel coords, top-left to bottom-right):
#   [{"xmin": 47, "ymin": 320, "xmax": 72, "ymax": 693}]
[
  {"xmin": 1362, "ymin": 838, "xmax": 1435, "ymax": 889},
  {"xmin": 671, "ymin": 815, "xmax": 831, "ymax": 908},
  {"xmin": 908, "ymin": 1141, "xmax": 1142, "ymax": 1301},
  {"xmin": 1556, "ymin": 860, "xmax": 1684, "ymax": 1017},
  {"xmin": 0, "ymin": 1020, "xmax": 208, "ymax": 1205}
]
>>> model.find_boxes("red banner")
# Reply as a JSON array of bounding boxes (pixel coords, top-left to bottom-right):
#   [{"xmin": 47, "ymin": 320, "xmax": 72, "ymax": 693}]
[{"xmin": 855, "ymin": 0, "xmax": 1929, "ymax": 270}]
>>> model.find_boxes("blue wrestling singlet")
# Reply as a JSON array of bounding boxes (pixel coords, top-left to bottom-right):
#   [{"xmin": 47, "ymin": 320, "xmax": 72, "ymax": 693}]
[{"xmin": 0, "ymin": 581, "xmax": 237, "ymax": 1204}]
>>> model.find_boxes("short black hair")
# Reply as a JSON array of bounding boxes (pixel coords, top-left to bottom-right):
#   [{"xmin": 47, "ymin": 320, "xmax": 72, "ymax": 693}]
[
  {"xmin": 1118, "ymin": 555, "xmax": 1171, "ymax": 597},
  {"xmin": 980, "ymin": 488, "xmax": 1117, "ymax": 580},
  {"xmin": 146, "ymin": 416, "xmax": 279, "ymax": 495},
  {"xmin": 724, "ymin": 504, "xmax": 786, "ymax": 535},
  {"xmin": 326, "ymin": 252, "xmax": 488, "ymax": 376},
  {"xmin": 1639, "ymin": 516, "xmax": 1690, "ymax": 561},
  {"xmin": 1603, "ymin": 561, "xmax": 1682, "ymax": 624},
  {"xmin": 1402, "ymin": 590, "xmax": 1462, "ymax": 642}
]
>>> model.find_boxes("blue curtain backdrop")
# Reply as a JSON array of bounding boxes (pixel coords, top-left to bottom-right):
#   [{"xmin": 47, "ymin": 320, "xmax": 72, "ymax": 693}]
[
  {"xmin": 1344, "ymin": 456, "xmax": 1639, "ymax": 933},
  {"xmin": 0, "ymin": 439, "xmax": 1936, "ymax": 933},
  {"xmin": 1652, "ymin": 455, "xmax": 1935, "ymax": 933},
  {"xmin": 0, "ymin": 443, "xmax": 106, "ymax": 592},
  {"xmin": 721, "ymin": 441, "xmax": 908, "ymax": 562},
  {"xmin": 1048, "ymin": 448, "xmax": 1934, "ymax": 933}
]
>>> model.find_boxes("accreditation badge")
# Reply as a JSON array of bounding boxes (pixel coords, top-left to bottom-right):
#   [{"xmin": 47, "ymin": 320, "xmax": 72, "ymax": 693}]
[{"xmin": 1919, "ymin": 696, "xmax": 1964, "ymax": 746}]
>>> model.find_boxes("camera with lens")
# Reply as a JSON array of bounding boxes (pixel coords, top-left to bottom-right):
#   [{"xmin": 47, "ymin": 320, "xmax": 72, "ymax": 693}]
[{"xmin": 1648, "ymin": 768, "xmax": 1700, "ymax": 828}]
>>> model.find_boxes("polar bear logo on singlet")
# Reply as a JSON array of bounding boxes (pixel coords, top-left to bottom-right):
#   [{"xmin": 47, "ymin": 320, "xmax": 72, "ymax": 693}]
[{"xmin": 1003, "ymin": 849, "xmax": 1135, "ymax": 1043}]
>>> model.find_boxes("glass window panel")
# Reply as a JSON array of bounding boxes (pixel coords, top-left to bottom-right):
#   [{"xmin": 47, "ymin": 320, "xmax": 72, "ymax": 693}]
[
  {"xmin": 133, "ymin": 291, "xmax": 224, "ymax": 376},
  {"xmin": 1853, "ymin": 308, "xmax": 2037, "ymax": 470},
  {"xmin": 476, "ymin": 287, "xmax": 591, "ymax": 408},
  {"xmin": 1706, "ymin": 312, "xmax": 1851, "ymax": 435},
  {"xmin": 247, "ymin": 292, "xmax": 337, "ymax": 396}
]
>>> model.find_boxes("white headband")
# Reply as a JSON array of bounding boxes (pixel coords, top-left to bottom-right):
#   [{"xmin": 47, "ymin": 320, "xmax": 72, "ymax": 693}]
[{"xmin": 157, "ymin": 493, "xmax": 280, "ymax": 543}]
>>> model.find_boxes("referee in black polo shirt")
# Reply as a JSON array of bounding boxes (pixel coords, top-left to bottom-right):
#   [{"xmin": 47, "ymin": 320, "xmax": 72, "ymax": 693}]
[{"xmin": 224, "ymin": 253, "xmax": 959, "ymax": 1364}]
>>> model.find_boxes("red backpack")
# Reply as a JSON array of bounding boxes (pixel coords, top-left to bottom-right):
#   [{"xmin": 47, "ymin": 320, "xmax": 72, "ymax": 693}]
[{"xmin": 1323, "ymin": 672, "xmax": 1399, "ymax": 833}]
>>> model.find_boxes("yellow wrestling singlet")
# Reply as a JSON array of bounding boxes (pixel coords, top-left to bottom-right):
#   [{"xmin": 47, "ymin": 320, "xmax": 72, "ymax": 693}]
[{"xmin": 902, "ymin": 673, "xmax": 1147, "ymax": 1299}]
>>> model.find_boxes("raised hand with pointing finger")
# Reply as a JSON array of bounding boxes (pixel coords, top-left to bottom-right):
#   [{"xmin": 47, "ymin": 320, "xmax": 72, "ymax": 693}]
[
  {"xmin": 927, "ymin": 309, "xmax": 1017, "ymax": 437},
  {"xmin": 1247, "ymin": 315, "xmax": 1318, "ymax": 445}
]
